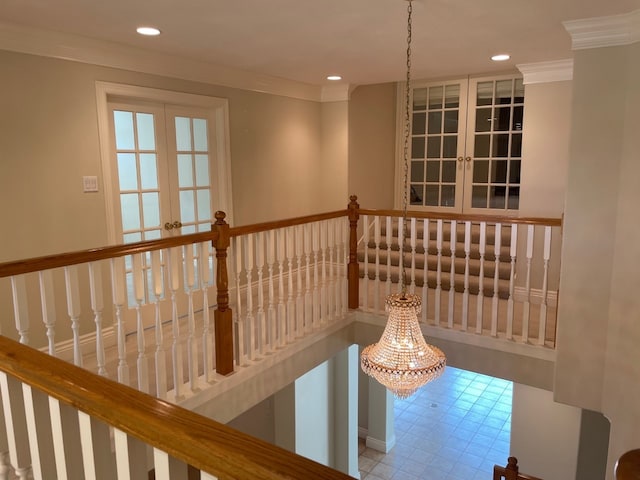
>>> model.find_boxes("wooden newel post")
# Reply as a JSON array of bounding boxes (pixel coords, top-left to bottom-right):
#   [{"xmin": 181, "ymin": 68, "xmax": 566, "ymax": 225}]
[
  {"xmin": 504, "ymin": 457, "xmax": 519, "ymax": 480},
  {"xmin": 348, "ymin": 195, "xmax": 360, "ymax": 309},
  {"xmin": 213, "ymin": 211, "xmax": 234, "ymax": 376}
]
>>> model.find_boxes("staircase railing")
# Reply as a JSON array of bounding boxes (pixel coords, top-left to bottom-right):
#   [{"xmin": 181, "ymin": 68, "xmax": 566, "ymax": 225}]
[
  {"xmin": 0, "ymin": 334, "xmax": 352, "ymax": 479},
  {"xmin": 616, "ymin": 449, "xmax": 640, "ymax": 479},
  {"xmin": 493, "ymin": 457, "xmax": 543, "ymax": 480}
]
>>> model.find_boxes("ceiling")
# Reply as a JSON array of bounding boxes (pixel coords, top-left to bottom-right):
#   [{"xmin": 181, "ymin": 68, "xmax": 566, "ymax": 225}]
[{"xmin": 1, "ymin": 0, "xmax": 639, "ymax": 87}]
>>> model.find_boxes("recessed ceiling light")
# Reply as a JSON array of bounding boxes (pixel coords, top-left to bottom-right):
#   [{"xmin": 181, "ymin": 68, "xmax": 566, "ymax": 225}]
[
  {"xmin": 491, "ymin": 54, "xmax": 510, "ymax": 62},
  {"xmin": 327, "ymin": 75, "xmax": 342, "ymax": 81},
  {"xmin": 136, "ymin": 26, "xmax": 161, "ymax": 36}
]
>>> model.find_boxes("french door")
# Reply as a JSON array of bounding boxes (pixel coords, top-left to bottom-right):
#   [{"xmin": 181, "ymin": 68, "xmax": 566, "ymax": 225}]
[{"xmin": 408, "ymin": 75, "xmax": 524, "ymax": 214}]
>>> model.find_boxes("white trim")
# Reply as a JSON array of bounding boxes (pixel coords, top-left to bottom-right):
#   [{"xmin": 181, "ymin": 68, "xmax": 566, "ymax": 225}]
[
  {"xmin": 0, "ymin": 22, "xmax": 322, "ymax": 102},
  {"xmin": 320, "ymin": 84, "xmax": 351, "ymax": 103},
  {"xmin": 517, "ymin": 59, "xmax": 574, "ymax": 85},
  {"xmin": 358, "ymin": 426, "xmax": 368, "ymax": 439},
  {"xmin": 45, "ymin": 326, "xmax": 117, "ymax": 364},
  {"xmin": 365, "ymin": 434, "xmax": 396, "ymax": 454},
  {"xmin": 563, "ymin": 9, "xmax": 640, "ymax": 50},
  {"xmin": 393, "ymin": 82, "xmax": 407, "ymax": 210}
]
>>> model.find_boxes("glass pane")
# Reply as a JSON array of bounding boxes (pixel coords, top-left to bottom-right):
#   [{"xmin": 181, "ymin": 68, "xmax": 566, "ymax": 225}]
[
  {"xmin": 443, "ymin": 110, "xmax": 458, "ymax": 134},
  {"xmin": 197, "ymin": 223, "xmax": 212, "ymax": 233},
  {"xmin": 510, "ymin": 160, "xmax": 521, "ymax": 183},
  {"xmin": 495, "ymin": 80, "xmax": 513, "ymax": 105},
  {"xmin": 410, "ymin": 184, "xmax": 424, "ymax": 205},
  {"xmin": 444, "ymin": 84, "xmax": 460, "ymax": 108},
  {"xmin": 493, "ymin": 134, "xmax": 510, "ymax": 157},
  {"xmin": 428, "ymin": 111, "xmax": 442, "ymax": 134},
  {"xmin": 426, "ymin": 161, "xmax": 440, "ymax": 182},
  {"xmin": 428, "ymin": 86, "xmax": 443, "ymax": 109},
  {"xmin": 412, "ymin": 113, "xmax": 426, "ymax": 135},
  {"xmin": 514, "ymin": 78, "xmax": 525, "ymax": 103},
  {"xmin": 175, "ymin": 117, "xmax": 192, "ymax": 151},
  {"xmin": 136, "ymin": 113, "xmax": 156, "ymax": 150},
  {"xmin": 442, "ymin": 161, "xmax": 456, "ymax": 183},
  {"xmin": 139, "ymin": 154, "xmax": 158, "ymax": 189},
  {"xmin": 178, "ymin": 154, "xmax": 194, "ymax": 187},
  {"xmin": 474, "ymin": 135, "xmax": 490, "ymax": 158},
  {"xmin": 120, "ymin": 193, "xmax": 141, "ymax": 230},
  {"xmin": 425, "ymin": 185, "xmax": 439, "ymax": 206},
  {"xmin": 508, "ymin": 187, "xmax": 520, "ymax": 209},
  {"xmin": 117, "ymin": 153, "xmax": 138, "ymax": 191},
  {"xmin": 512, "ymin": 106, "xmax": 524, "ymax": 131},
  {"xmin": 473, "ymin": 160, "xmax": 489, "ymax": 183},
  {"xmin": 182, "ymin": 225, "xmax": 197, "ymax": 235},
  {"xmin": 426, "ymin": 137, "xmax": 441, "ymax": 158},
  {"xmin": 145, "ymin": 230, "xmax": 161, "ymax": 241},
  {"xmin": 490, "ymin": 186, "xmax": 507, "ymax": 209},
  {"xmin": 413, "ymin": 88, "xmax": 427, "ymax": 110},
  {"xmin": 495, "ymin": 107, "xmax": 511, "ymax": 131},
  {"xmin": 411, "ymin": 161, "xmax": 424, "ymax": 182},
  {"xmin": 123, "ymin": 233, "xmax": 141, "ymax": 244},
  {"xmin": 442, "ymin": 136, "xmax": 457, "ymax": 158},
  {"xmin": 193, "ymin": 118, "xmax": 208, "ymax": 151},
  {"xmin": 195, "ymin": 154, "xmax": 210, "ymax": 187},
  {"xmin": 491, "ymin": 160, "xmax": 508, "ymax": 183},
  {"xmin": 180, "ymin": 190, "xmax": 196, "ymax": 223},
  {"xmin": 142, "ymin": 192, "xmax": 160, "ymax": 228},
  {"xmin": 113, "ymin": 111, "xmax": 135, "ymax": 150},
  {"xmin": 511, "ymin": 134, "xmax": 522, "ymax": 157},
  {"xmin": 441, "ymin": 185, "xmax": 455, "ymax": 207},
  {"xmin": 475, "ymin": 108, "xmax": 492, "ymax": 132},
  {"xmin": 477, "ymin": 82, "xmax": 493, "ymax": 106},
  {"xmin": 197, "ymin": 189, "xmax": 212, "ymax": 221},
  {"xmin": 411, "ymin": 137, "xmax": 425, "ymax": 158},
  {"xmin": 472, "ymin": 186, "xmax": 488, "ymax": 208}
]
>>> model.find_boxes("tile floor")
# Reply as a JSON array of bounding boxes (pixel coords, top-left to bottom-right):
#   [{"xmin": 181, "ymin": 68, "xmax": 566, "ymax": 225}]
[{"xmin": 358, "ymin": 366, "xmax": 512, "ymax": 480}]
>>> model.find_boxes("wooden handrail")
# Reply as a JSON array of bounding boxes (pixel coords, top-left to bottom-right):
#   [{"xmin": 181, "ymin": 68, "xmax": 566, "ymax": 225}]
[
  {"xmin": 0, "ymin": 335, "xmax": 353, "ymax": 480},
  {"xmin": 358, "ymin": 208, "xmax": 563, "ymax": 227},
  {"xmin": 616, "ymin": 449, "xmax": 640, "ymax": 479},
  {"xmin": 228, "ymin": 209, "xmax": 348, "ymax": 237},
  {"xmin": 0, "ymin": 230, "xmax": 218, "ymax": 278}
]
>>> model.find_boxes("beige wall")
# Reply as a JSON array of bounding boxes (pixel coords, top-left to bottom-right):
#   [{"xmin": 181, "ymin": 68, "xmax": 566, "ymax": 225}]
[
  {"xmin": 320, "ymin": 101, "xmax": 349, "ymax": 210},
  {"xmin": 554, "ymin": 42, "xmax": 640, "ymax": 478}
]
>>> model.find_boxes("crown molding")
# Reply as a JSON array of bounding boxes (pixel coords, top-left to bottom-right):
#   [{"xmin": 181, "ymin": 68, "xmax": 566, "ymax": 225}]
[
  {"xmin": 0, "ymin": 22, "xmax": 326, "ymax": 102},
  {"xmin": 563, "ymin": 9, "xmax": 640, "ymax": 50},
  {"xmin": 320, "ymin": 84, "xmax": 352, "ymax": 102},
  {"xmin": 517, "ymin": 59, "xmax": 574, "ymax": 85}
]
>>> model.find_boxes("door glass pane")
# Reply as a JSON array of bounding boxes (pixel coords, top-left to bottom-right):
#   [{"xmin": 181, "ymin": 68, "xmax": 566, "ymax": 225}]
[
  {"xmin": 178, "ymin": 154, "xmax": 194, "ymax": 187},
  {"xmin": 180, "ymin": 190, "xmax": 196, "ymax": 223},
  {"xmin": 120, "ymin": 193, "xmax": 141, "ymax": 230},
  {"xmin": 413, "ymin": 88, "xmax": 427, "ymax": 110},
  {"xmin": 426, "ymin": 137, "xmax": 441, "ymax": 158},
  {"xmin": 475, "ymin": 108, "xmax": 492, "ymax": 132},
  {"xmin": 473, "ymin": 160, "xmax": 489, "ymax": 183},
  {"xmin": 472, "ymin": 186, "xmax": 487, "ymax": 208},
  {"xmin": 442, "ymin": 136, "xmax": 457, "ymax": 158},
  {"xmin": 411, "ymin": 137, "xmax": 425, "ymax": 158},
  {"xmin": 444, "ymin": 85, "xmax": 460, "ymax": 108},
  {"xmin": 426, "ymin": 161, "xmax": 440, "ymax": 182},
  {"xmin": 510, "ymin": 160, "xmax": 521, "ymax": 183},
  {"xmin": 195, "ymin": 155, "xmax": 210, "ymax": 187},
  {"xmin": 512, "ymin": 106, "xmax": 524, "ymax": 131},
  {"xmin": 491, "ymin": 160, "xmax": 508, "ymax": 183},
  {"xmin": 136, "ymin": 113, "xmax": 156, "ymax": 150},
  {"xmin": 411, "ymin": 161, "xmax": 424, "ymax": 182},
  {"xmin": 140, "ymin": 154, "xmax": 158, "ymax": 189},
  {"xmin": 474, "ymin": 135, "xmax": 490, "ymax": 158},
  {"xmin": 493, "ymin": 134, "xmax": 510, "ymax": 157},
  {"xmin": 441, "ymin": 185, "xmax": 455, "ymax": 207},
  {"xmin": 175, "ymin": 117, "xmax": 192, "ymax": 151},
  {"xmin": 142, "ymin": 192, "xmax": 160, "ymax": 228},
  {"xmin": 412, "ymin": 113, "xmax": 426, "ymax": 135},
  {"xmin": 197, "ymin": 189, "xmax": 211, "ymax": 221},
  {"xmin": 508, "ymin": 187, "xmax": 520, "ymax": 209},
  {"xmin": 410, "ymin": 185, "xmax": 424, "ymax": 205},
  {"xmin": 113, "ymin": 111, "xmax": 135, "ymax": 150},
  {"xmin": 428, "ymin": 112, "xmax": 442, "ymax": 134},
  {"xmin": 428, "ymin": 86, "xmax": 443, "ymax": 109},
  {"xmin": 117, "ymin": 153, "xmax": 138, "ymax": 190},
  {"xmin": 495, "ymin": 107, "xmax": 511, "ymax": 131},
  {"xmin": 442, "ymin": 161, "xmax": 456, "ymax": 183},
  {"xmin": 514, "ymin": 79, "xmax": 525, "ymax": 103},
  {"xmin": 145, "ymin": 230, "xmax": 161, "ymax": 241},
  {"xmin": 443, "ymin": 110, "xmax": 458, "ymax": 134},
  {"xmin": 490, "ymin": 187, "xmax": 506, "ymax": 208},
  {"xmin": 477, "ymin": 82, "xmax": 493, "ymax": 106},
  {"xmin": 425, "ymin": 185, "xmax": 439, "ymax": 206},
  {"xmin": 193, "ymin": 118, "xmax": 208, "ymax": 151},
  {"xmin": 495, "ymin": 80, "xmax": 513, "ymax": 104},
  {"xmin": 511, "ymin": 134, "xmax": 522, "ymax": 157},
  {"xmin": 123, "ymin": 233, "xmax": 141, "ymax": 244}
]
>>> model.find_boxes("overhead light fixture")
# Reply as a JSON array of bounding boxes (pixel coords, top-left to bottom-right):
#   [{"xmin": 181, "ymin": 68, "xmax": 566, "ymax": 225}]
[
  {"xmin": 327, "ymin": 75, "xmax": 342, "ymax": 81},
  {"xmin": 491, "ymin": 54, "xmax": 510, "ymax": 62},
  {"xmin": 136, "ymin": 26, "xmax": 161, "ymax": 36},
  {"xmin": 360, "ymin": 0, "xmax": 446, "ymax": 399}
]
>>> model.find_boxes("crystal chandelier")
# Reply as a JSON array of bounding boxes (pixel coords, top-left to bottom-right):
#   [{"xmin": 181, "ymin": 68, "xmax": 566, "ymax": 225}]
[{"xmin": 360, "ymin": 0, "xmax": 446, "ymax": 399}]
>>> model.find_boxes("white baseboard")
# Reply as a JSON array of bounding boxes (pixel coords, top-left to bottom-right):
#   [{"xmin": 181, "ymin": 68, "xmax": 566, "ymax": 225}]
[
  {"xmin": 366, "ymin": 434, "xmax": 396, "ymax": 454},
  {"xmin": 44, "ymin": 326, "xmax": 117, "ymax": 363},
  {"xmin": 358, "ymin": 426, "xmax": 368, "ymax": 439}
]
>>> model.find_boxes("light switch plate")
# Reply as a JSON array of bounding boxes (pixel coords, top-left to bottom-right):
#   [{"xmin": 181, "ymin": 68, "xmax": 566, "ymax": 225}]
[{"xmin": 83, "ymin": 176, "xmax": 99, "ymax": 193}]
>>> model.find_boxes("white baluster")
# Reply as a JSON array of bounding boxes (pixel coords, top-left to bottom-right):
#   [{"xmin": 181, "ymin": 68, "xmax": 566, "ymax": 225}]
[
  {"xmin": 234, "ymin": 237, "xmax": 247, "ymax": 365},
  {"xmin": 522, "ymin": 225, "xmax": 534, "ymax": 343},
  {"xmin": 38, "ymin": 270, "xmax": 56, "ymax": 355},
  {"xmin": 199, "ymin": 242, "xmax": 214, "ymax": 381},
  {"xmin": 491, "ymin": 223, "xmax": 502, "ymax": 337},
  {"xmin": 341, "ymin": 218, "xmax": 348, "ymax": 315},
  {"xmin": 434, "ymin": 219, "xmax": 443, "ymax": 326},
  {"xmin": 538, "ymin": 226, "xmax": 552, "ymax": 346},
  {"xmin": 201, "ymin": 472, "xmax": 218, "ymax": 480},
  {"xmin": 244, "ymin": 234, "xmax": 256, "ymax": 359},
  {"xmin": 334, "ymin": 219, "xmax": 343, "ymax": 317},
  {"xmin": 397, "ymin": 217, "xmax": 405, "ymax": 293},
  {"xmin": 312, "ymin": 222, "xmax": 321, "ymax": 329},
  {"xmin": 462, "ymin": 221, "xmax": 471, "ymax": 331},
  {"xmin": 421, "ymin": 219, "xmax": 429, "ymax": 323},
  {"xmin": 286, "ymin": 227, "xmax": 296, "ymax": 342},
  {"xmin": 363, "ymin": 215, "xmax": 370, "ymax": 310},
  {"xmin": 88, "ymin": 262, "xmax": 107, "ymax": 376},
  {"xmin": 78, "ymin": 411, "xmax": 116, "ymax": 480},
  {"xmin": 10, "ymin": 275, "xmax": 29, "ymax": 345},
  {"xmin": 266, "ymin": 230, "xmax": 277, "ymax": 349},
  {"xmin": 167, "ymin": 247, "xmax": 184, "ymax": 398},
  {"xmin": 506, "ymin": 224, "xmax": 518, "ymax": 340},
  {"xmin": 448, "ymin": 220, "xmax": 457, "ymax": 329},
  {"xmin": 327, "ymin": 220, "xmax": 336, "ymax": 322},
  {"xmin": 110, "ymin": 257, "xmax": 129, "ymax": 385},
  {"xmin": 153, "ymin": 449, "xmax": 171, "ymax": 480},
  {"xmin": 64, "ymin": 266, "xmax": 82, "ymax": 365},
  {"xmin": 132, "ymin": 253, "xmax": 149, "ymax": 393},
  {"xmin": 303, "ymin": 224, "xmax": 313, "ymax": 334},
  {"xmin": 276, "ymin": 228, "xmax": 287, "ymax": 347},
  {"xmin": 255, "ymin": 232, "xmax": 266, "ymax": 355},
  {"xmin": 185, "ymin": 244, "xmax": 199, "ymax": 391},
  {"xmin": 0, "ymin": 373, "xmax": 31, "ymax": 480},
  {"xmin": 113, "ymin": 429, "xmax": 131, "ymax": 480},
  {"xmin": 20, "ymin": 384, "xmax": 43, "ymax": 480},
  {"xmin": 373, "ymin": 216, "xmax": 381, "ymax": 314},
  {"xmin": 475, "ymin": 222, "xmax": 487, "ymax": 335},
  {"xmin": 48, "ymin": 397, "xmax": 69, "ymax": 479},
  {"xmin": 385, "ymin": 216, "xmax": 392, "ymax": 298},
  {"xmin": 295, "ymin": 226, "xmax": 305, "ymax": 337},
  {"xmin": 151, "ymin": 250, "xmax": 167, "ymax": 398},
  {"xmin": 319, "ymin": 221, "xmax": 328, "ymax": 325},
  {"xmin": 410, "ymin": 217, "xmax": 417, "ymax": 294},
  {"xmin": 0, "ymin": 451, "xmax": 9, "ymax": 480}
]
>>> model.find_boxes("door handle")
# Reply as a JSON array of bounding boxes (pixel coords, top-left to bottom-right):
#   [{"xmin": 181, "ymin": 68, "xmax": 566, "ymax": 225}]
[
  {"xmin": 173, "ymin": 221, "xmax": 182, "ymax": 229},
  {"xmin": 465, "ymin": 156, "xmax": 472, "ymax": 162},
  {"xmin": 164, "ymin": 222, "xmax": 174, "ymax": 231},
  {"xmin": 457, "ymin": 156, "xmax": 464, "ymax": 162}
]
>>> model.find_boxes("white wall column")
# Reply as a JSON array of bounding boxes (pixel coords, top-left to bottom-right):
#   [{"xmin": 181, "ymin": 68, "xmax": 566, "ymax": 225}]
[
  {"xmin": 333, "ymin": 345, "xmax": 359, "ymax": 478},
  {"xmin": 366, "ymin": 377, "xmax": 395, "ymax": 453}
]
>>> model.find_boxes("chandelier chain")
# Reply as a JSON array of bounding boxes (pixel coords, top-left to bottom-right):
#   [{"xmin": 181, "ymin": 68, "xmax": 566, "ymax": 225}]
[{"xmin": 401, "ymin": 0, "xmax": 413, "ymax": 295}]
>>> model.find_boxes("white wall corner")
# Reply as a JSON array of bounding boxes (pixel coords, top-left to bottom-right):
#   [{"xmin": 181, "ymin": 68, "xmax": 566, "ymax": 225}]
[
  {"xmin": 365, "ymin": 434, "xmax": 396, "ymax": 454},
  {"xmin": 563, "ymin": 9, "xmax": 640, "ymax": 50},
  {"xmin": 320, "ymin": 84, "xmax": 351, "ymax": 102},
  {"xmin": 517, "ymin": 59, "xmax": 574, "ymax": 85}
]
